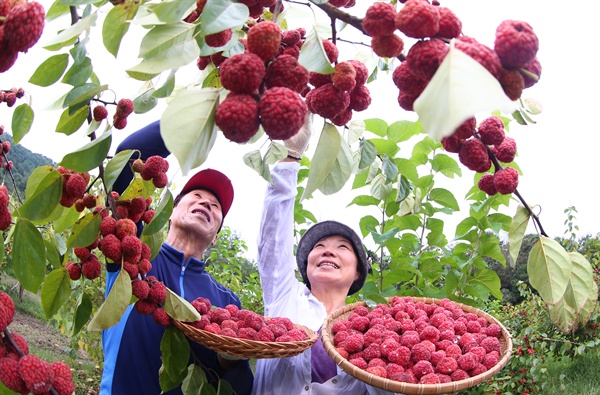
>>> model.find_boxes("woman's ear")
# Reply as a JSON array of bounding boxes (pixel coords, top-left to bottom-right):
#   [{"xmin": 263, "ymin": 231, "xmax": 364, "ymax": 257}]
[{"xmin": 355, "ymin": 271, "xmax": 360, "ymax": 280}]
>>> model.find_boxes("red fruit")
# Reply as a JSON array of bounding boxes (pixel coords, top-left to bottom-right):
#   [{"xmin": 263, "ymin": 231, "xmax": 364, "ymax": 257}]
[
  {"xmin": 50, "ymin": 361, "xmax": 75, "ymax": 395},
  {"xmin": 3, "ymin": 92, "xmax": 17, "ymax": 107},
  {"xmin": 362, "ymin": 2, "xmax": 397, "ymax": 37},
  {"xmin": 412, "ymin": 360, "xmax": 434, "ymax": 379},
  {"xmin": 147, "ymin": 281, "xmax": 167, "ymax": 305},
  {"xmin": 100, "ymin": 234, "xmax": 122, "ymax": 262},
  {"xmin": 264, "ymin": 54, "xmax": 309, "ymax": 93},
  {"xmin": 0, "ymin": 39, "xmax": 18, "ymax": 72},
  {"xmin": 100, "ymin": 216, "xmax": 117, "ymax": 237},
  {"xmin": 0, "ymin": 207, "xmax": 12, "ymax": 231},
  {"xmin": 282, "ymin": 29, "xmax": 301, "ymax": 46},
  {"xmin": 406, "ymin": 38, "xmax": 448, "ymax": 81},
  {"xmin": 219, "ymin": 53, "xmax": 266, "ymax": 93},
  {"xmin": 210, "ymin": 51, "xmax": 226, "ymax": 67},
  {"xmin": 141, "ymin": 155, "xmax": 167, "ymax": 180},
  {"xmin": 458, "ymin": 138, "xmax": 490, "ymax": 172},
  {"xmin": 121, "ymin": 235, "xmax": 142, "ymax": 262},
  {"xmin": 330, "ymin": 108, "xmax": 352, "ymax": 126},
  {"xmin": 113, "ymin": 116, "xmax": 127, "ymax": 130},
  {"xmin": 74, "ymin": 247, "xmax": 90, "ymax": 261},
  {"xmin": 499, "ymin": 67, "xmax": 524, "ymax": 101},
  {"xmin": 321, "ymin": 39, "xmax": 339, "ymax": 63},
  {"xmin": 520, "ymin": 56, "xmax": 542, "ymax": 88},
  {"xmin": 395, "ymin": 0, "xmax": 439, "ymax": 39},
  {"xmin": 3, "ymin": 1, "xmax": 45, "ymax": 53},
  {"xmin": 131, "ymin": 279, "xmax": 149, "ymax": 300},
  {"xmin": 93, "ymin": 106, "xmax": 108, "ymax": 122},
  {"xmin": 331, "ymin": 61, "xmax": 356, "ymax": 92},
  {"xmin": 81, "ymin": 255, "xmax": 101, "ymax": 280},
  {"xmin": 216, "ymin": 93, "xmax": 260, "ymax": 143},
  {"xmin": 349, "ymin": 85, "xmax": 371, "ymax": 112},
  {"xmin": 0, "ymin": 357, "xmax": 28, "ymax": 394},
  {"xmin": 397, "ymin": 91, "xmax": 417, "ymax": 112},
  {"xmin": 392, "ymin": 61, "xmax": 427, "ymax": 97},
  {"xmin": 436, "ymin": 7, "xmax": 462, "ymax": 39},
  {"xmin": 115, "ymin": 98, "xmax": 134, "ymax": 117},
  {"xmin": 478, "ymin": 116, "xmax": 505, "ymax": 145},
  {"xmin": 308, "ymin": 72, "xmax": 332, "ymax": 88},
  {"xmin": 493, "ymin": 136, "xmax": 517, "ymax": 163},
  {"xmin": 306, "ymin": 83, "xmax": 350, "ymax": 119},
  {"xmin": 18, "ymin": 354, "xmax": 53, "ymax": 394},
  {"xmin": 455, "ymin": 36, "xmax": 502, "ymax": 80},
  {"xmin": 2, "ymin": 141, "xmax": 11, "ymax": 153},
  {"xmin": 258, "ymin": 86, "xmax": 308, "ymax": 140},
  {"xmin": 247, "ymin": 21, "xmax": 282, "ymax": 61},
  {"xmin": 371, "ymin": 34, "xmax": 404, "ymax": 58},
  {"xmin": 493, "ymin": 167, "xmax": 519, "ymax": 194},
  {"xmin": 64, "ymin": 173, "xmax": 87, "ymax": 198},
  {"xmin": 478, "ymin": 174, "xmax": 497, "ymax": 196},
  {"xmin": 141, "ymin": 209, "xmax": 155, "ymax": 224},
  {"xmin": 347, "ymin": 60, "xmax": 368, "ymax": 87},
  {"xmin": 452, "ymin": 117, "xmax": 476, "ymax": 140},
  {"xmin": 196, "ymin": 55, "xmax": 211, "ymax": 70},
  {"xmin": 494, "ymin": 20, "xmax": 539, "ymax": 69},
  {"xmin": 153, "ymin": 307, "xmax": 172, "ymax": 327},
  {"xmin": 135, "ymin": 299, "xmax": 157, "ymax": 315},
  {"xmin": 205, "ymin": 28, "xmax": 232, "ymax": 48}
]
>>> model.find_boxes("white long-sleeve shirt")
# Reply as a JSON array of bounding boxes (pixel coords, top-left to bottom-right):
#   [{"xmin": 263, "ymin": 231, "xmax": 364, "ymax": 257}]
[{"xmin": 252, "ymin": 162, "xmax": 398, "ymax": 395}]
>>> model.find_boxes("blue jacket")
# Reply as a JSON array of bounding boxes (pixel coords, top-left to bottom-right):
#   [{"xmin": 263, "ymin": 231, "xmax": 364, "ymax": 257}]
[{"xmin": 99, "ymin": 121, "xmax": 253, "ymax": 394}]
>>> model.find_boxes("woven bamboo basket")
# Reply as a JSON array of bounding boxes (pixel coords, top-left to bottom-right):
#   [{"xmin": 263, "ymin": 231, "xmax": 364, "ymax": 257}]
[
  {"xmin": 321, "ymin": 297, "xmax": 513, "ymax": 395},
  {"xmin": 174, "ymin": 319, "xmax": 319, "ymax": 359}
]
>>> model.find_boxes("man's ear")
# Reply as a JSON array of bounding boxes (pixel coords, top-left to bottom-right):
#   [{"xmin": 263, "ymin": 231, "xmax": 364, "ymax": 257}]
[{"xmin": 211, "ymin": 235, "xmax": 218, "ymax": 247}]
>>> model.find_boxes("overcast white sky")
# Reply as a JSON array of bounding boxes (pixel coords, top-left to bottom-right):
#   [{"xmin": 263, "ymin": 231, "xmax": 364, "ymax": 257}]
[{"xmin": 1, "ymin": 0, "xmax": 599, "ymax": 260}]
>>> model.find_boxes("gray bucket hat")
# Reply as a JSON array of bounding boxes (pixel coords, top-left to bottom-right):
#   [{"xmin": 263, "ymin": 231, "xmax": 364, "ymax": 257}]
[{"xmin": 296, "ymin": 220, "xmax": 370, "ymax": 295}]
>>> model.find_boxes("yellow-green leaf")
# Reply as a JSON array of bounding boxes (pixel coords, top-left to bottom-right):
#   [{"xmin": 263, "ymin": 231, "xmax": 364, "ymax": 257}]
[
  {"xmin": 104, "ymin": 150, "xmax": 134, "ymax": 191},
  {"xmin": 88, "ymin": 270, "xmax": 132, "ymax": 331},
  {"xmin": 29, "ymin": 54, "xmax": 69, "ymax": 87},
  {"xmin": 302, "ymin": 123, "xmax": 341, "ymax": 201},
  {"xmin": 66, "ymin": 212, "xmax": 102, "ymax": 249},
  {"xmin": 56, "ymin": 105, "xmax": 89, "ymax": 135},
  {"xmin": 44, "ymin": 12, "xmax": 98, "ymax": 51},
  {"xmin": 163, "ymin": 288, "xmax": 200, "ymax": 322},
  {"xmin": 508, "ymin": 205, "xmax": 530, "ymax": 268},
  {"xmin": 103, "ymin": 2, "xmax": 139, "ymax": 57},
  {"xmin": 40, "ymin": 268, "xmax": 72, "ymax": 319},
  {"xmin": 11, "ymin": 104, "xmax": 34, "ymax": 144},
  {"xmin": 142, "ymin": 190, "xmax": 173, "ymax": 236},
  {"xmin": 16, "ymin": 169, "xmax": 62, "ymax": 222},
  {"xmin": 72, "ymin": 291, "xmax": 93, "ymax": 336},
  {"xmin": 12, "ymin": 219, "xmax": 46, "ymax": 293},
  {"xmin": 59, "ymin": 129, "xmax": 112, "ymax": 172},
  {"xmin": 527, "ymin": 237, "xmax": 571, "ymax": 304}
]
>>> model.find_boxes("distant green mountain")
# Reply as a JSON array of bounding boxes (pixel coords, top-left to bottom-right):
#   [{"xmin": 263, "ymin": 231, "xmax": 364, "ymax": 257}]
[{"xmin": 1, "ymin": 133, "xmax": 55, "ymax": 199}]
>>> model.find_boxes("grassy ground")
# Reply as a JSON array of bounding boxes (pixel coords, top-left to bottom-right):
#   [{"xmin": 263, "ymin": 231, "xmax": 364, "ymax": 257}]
[{"xmin": 542, "ymin": 349, "xmax": 600, "ymax": 395}]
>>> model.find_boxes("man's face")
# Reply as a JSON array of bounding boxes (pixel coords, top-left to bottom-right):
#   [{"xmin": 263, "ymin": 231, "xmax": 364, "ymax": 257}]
[{"xmin": 169, "ymin": 189, "xmax": 223, "ymax": 240}]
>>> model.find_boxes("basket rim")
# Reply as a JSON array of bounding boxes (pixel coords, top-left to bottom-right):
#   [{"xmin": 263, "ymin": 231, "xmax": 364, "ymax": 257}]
[
  {"xmin": 174, "ymin": 318, "xmax": 319, "ymax": 359},
  {"xmin": 321, "ymin": 297, "xmax": 513, "ymax": 394}
]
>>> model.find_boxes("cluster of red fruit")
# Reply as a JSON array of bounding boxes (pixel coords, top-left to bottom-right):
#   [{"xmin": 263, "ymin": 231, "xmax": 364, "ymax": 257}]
[
  {"xmin": 187, "ymin": 297, "xmax": 309, "ymax": 342},
  {"xmin": 0, "ymin": 127, "xmax": 14, "ymax": 171},
  {"xmin": 0, "ymin": 290, "xmax": 75, "ymax": 395},
  {"xmin": 0, "ymin": 1, "xmax": 45, "ymax": 73},
  {"xmin": 132, "ymin": 155, "xmax": 169, "ymax": 188},
  {"xmin": 331, "ymin": 296, "xmax": 504, "ymax": 385},
  {"xmin": 0, "ymin": 185, "xmax": 11, "ymax": 230},
  {"xmin": 56, "ymin": 166, "xmax": 91, "ymax": 208},
  {"xmin": 442, "ymin": 116, "xmax": 519, "ymax": 195},
  {"xmin": 377, "ymin": 0, "xmax": 541, "ymax": 112},
  {"xmin": 0, "ymin": 87, "xmax": 24, "ymax": 107},
  {"xmin": 92, "ymin": 98, "xmax": 135, "ymax": 130}
]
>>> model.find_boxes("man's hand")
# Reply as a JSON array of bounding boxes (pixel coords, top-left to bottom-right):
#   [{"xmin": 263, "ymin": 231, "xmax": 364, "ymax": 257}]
[{"xmin": 283, "ymin": 112, "xmax": 314, "ymax": 160}]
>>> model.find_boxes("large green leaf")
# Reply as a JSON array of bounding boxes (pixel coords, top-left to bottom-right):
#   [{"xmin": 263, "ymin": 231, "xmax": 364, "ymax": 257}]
[
  {"xmin": 66, "ymin": 212, "xmax": 102, "ymax": 249},
  {"xmin": 413, "ymin": 41, "xmax": 516, "ymax": 141},
  {"xmin": 159, "ymin": 327, "xmax": 190, "ymax": 392},
  {"xmin": 430, "ymin": 153, "xmax": 461, "ymax": 178},
  {"xmin": 358, "ymin": 139, "xmax": 377, "ymax": 170},
  {"xmin": 508, "ymin": 205, "xmax": 530, "ymax": 268},
  {"xmin": 104, "ymin": 150, "xmax": 134, "ymax": 191},
  {"xmin": 88, "ymin": 270, "xmax": 132, "ymax": 331},
  {"xmin": 59, "ymin": 129, "xmax": 112, "ymax": 172},
  {"xmin": 160, "ymin": 87, "xmax": 219, "ymax": 175},
  {"xmin": 40, "ymin": 268, "xmax": 72, "ymax": 319},
  {"xmin": 137, "ymin": 0, "xmax": 196, "ymax": 25},
  {"xmin": 243, "ymin": 150, "xmax": 271, "ymax": 184},
  {"xmin": 428, "ymin": 188, "xmax": 459, "ymax": 211},
  {"xmin": 29, "ymin": 54, "xmax": 69, "ymax": 86},
  {"xmin": 527, "ymin": 237, "xmax": 571, "ymax": 304},
  {"xmin": 56, "ymin": 105, "xmax": 89, "ymax": 135},
  {"xmin": 302, "ymin": 123, "xmax": 341, "ymax": 200},
  {"xmin": 44, "ymin": 12, "xmax": 98, "ymax": 51},
  {"xmin": 298, "ymin": 31, "xmax": 335, "ymax": 74},
  {"xmin": 479, "ymin": 233, "xmax": 506, "ymax": 266},
  {"xmin": 318, "ymin": 132, "xmax": 353, "ymax": 196},
  {"xmin": 142, "ymin": 190, "xmax": 173, "ymax": 236},
  {"xmin": 547, "ymin": 291, "xmax": 577, "ymax": 334},
  {"xmin": 61, "ymin": 57, "xmax": 93, "ymax": 86},
  {"xmin": 103, "ymin": 2, "xmax": 139, "ymax": 57},
  {"xmin": 11, "ymin": 104, "xmax": 34, "ymax": 144},
  {"xmin": 200, "ymin": 0, "xmax": 248, "ymax": 35},
  {"xmin": 72, "ymin": 291, "xmax": 93, "ymax": 336},
  {"xmin": 63, "ymin": 83, "xmax": 108, "ymax": 110},
  {"xmin": 181, "ymin": 364, "xmax": 213, "ymax": 394},
  {"xmin": 569, "ymin": 252, "xmax": 598, "ymax": 328},
  {"xmin": 12, "ymin": 219, "xmax": 46, "ymax": 293},
  {"xmin": 16, "ymin": 169, "xmax": 62, "ymax": 222},
  {"xmin": 127, "ymin": 23, "xmax": 200, "ymax": 80},
  {"xmin": 163, "ymin": 288, "xmax": 201, "ymax": 322},
  {"xmin": 54, "ymin": 205, "xmax": 80, "ymax": 234}
]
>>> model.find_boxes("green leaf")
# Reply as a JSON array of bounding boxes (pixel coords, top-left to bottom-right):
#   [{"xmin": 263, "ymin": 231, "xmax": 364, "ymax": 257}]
[
  {"xmin": 127, "ymin": 23, "xmax": 200, "ymax": 80},
  {"xmin": 72, "ymin": 291, "xmax": 93, "ymax": 336},
  {"xmin": 547, "ymin": 291, "xmax": 577, "ymax": 334},
  {"xmin": 159, "ymin": 327, "xmax": 190, "ymax": 392},
  {"xmin": 369, "ymin": 138, "xmax": 399, "ymax": 158},
  {"xmin": 44, "ymin": 12, "xmax": 98, "ymax": 51},
  {"xmin": 298, "ymin": 31, "xmax": 335, "ymax": 74},
  {"xmin": 11, "ymin": 104, "xmax": 34, "ymax": 144},
  {"xmin": 318, "ymin": 132, "xmax": 353, "ymax": 196},
  {"xmin": 163, "ymin": 288, "xmax": 201, "ymax": 322},
  {"xmin": 54, "ymin": 205, "xmax": 81, "ymax": 234},
  {"xmin": 508, "ymin": 205, "xmax": 530, "ymax": 268},
  {"xmin": 160, "ymin": 87, "xmax": 219, "ymax": 175},
  {"xmin": 56, "ymin": 105, "xmax": 89, "ymax": 135},
  {"xmin": 428, "ymin": 188, "xmax": 459, "ymax": 211},
  {"xmin": 44, "ymin": 240, "xmax": 61, "ymax": 270},
  {"xmin": 569, "ymin": 252, "xmax": 598, "ymax": 328},
  {"xmin": 61, "ymin": 56, "xmax": 93, "ymax": 86},
  {"xmin": 141, "ymin": 231, "xmax": 164, "ymax": 261},
  {"xmin": 181, "ymin": 364, "xmax": 212, "ymax": 394},
  {"xmin": 29, "ymin": 54, "xmax": 69, "ymax": 86},
  {"xmin": 103, "ymin": 2, "xmax": 139, "ymax": 57},
  {"xmin": 479, "ymin": 233, "xmax": 506, "ymax": 265},
  {"xmin": 40, "ymin": 268, "xmax": 72, "ymax": 319},
  {"xmin": 142, "ymin": 190, "xmax": 173, "ymax": 235},
  {"xmin": 527, "ymin": 237, "xmax": 572, "ymax": 305},
  {"xmin": 364, "ymin": 118, "xmax": 388, "ymax": 137},
  {"xmin": 63, "ymin": 83, "xmax": 108, "ymax": 109},
  {"xmin": 200, "ymin": 0, "xmax": 248, "ymax": 35},
  {"xmin": 12, "ymin": 219, "xmax": 46, "ymax": 293},
  {"xmin": 243, "ymin": 150, "xmax": 271, "ymax": 183},
  {"xmin": 104, "ymin": 150, "xmax": 134, "ymax": 191},
  {"xmin": 358, "ymin": 139, "xmax": 377, "ymax": 169},
  {"xmin": 387, "ymin": 120, "xmax": 423, "ymax": 143},
  {"xmin": 381, "ymin": 156, "xmax": 398, "ymax": 183},
  {"xmin": 370, "ymin": 174, "xmax": 393, "ymax": 201},
  {"xmin": 430, "ymin": 153, "xmax": 461, "ymax": 178},
  {"xmin": 66, "ymin": 212, "xmax": 102, "ymax": 249},
  {"xmin": 16, "ymin": 169, "xmax": 62, "ymax": 222},
  {"xmin": 141, "ymin": 0, "xmax": 196, "ymax": 24},
  {"xmin": 133, "ymin": 85, "xmax": 158, "ymax": 114},
  {"xmin": 59, "ymin": 129, "xmax": 112, "ymax": 172},
  {"xmin": 302, "ymin": 123, "xmax": 341, "ymax": 200},
  {"xmin": 69, "ymin": 38, "xmax": 88, "ymax": 64},
  {"xmin": 46, "ymin": 1, "xmax": 70, "ymax": 21},
  {"xmin": 414, "ymin": 41, "xmax": 516, "ymax": 141},
  {"xmin": 121, "ymin": 177, "xmax": 155, "ymax": 201},
  {"xmin": 396, "ymin": 175, "xmax": 411, "ymax": 203},
  {"xmin": 153, "ymin": 71, "xmax": 176, "ymax": 98},
  {"xmin": 88, "ymin": 270, "xmax": 132, "ymax": 331}
]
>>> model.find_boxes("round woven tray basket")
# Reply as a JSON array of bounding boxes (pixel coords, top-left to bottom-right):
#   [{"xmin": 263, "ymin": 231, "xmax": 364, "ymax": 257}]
[
  {"xmin": 174, "ymin": 319, "xmax": 319, "ymax": 359},
  {"xmin": 321, "ymin": 297, "xmax": 513, "ymax": 395}
]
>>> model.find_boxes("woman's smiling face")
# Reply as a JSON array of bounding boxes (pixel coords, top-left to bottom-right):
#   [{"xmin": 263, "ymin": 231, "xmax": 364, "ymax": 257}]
[{"xmin": 306, "ymin": 234, "xmax": 359, "ymax": 292}]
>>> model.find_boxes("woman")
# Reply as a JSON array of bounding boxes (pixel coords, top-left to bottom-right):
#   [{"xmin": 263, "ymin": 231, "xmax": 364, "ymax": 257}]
[{"xmin": 251, "ymin": 116, "xmax": 397, "ymax": 395}]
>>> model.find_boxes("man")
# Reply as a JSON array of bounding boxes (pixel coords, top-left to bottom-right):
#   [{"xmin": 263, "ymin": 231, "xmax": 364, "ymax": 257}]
[{"xmin": 100, "ymin": 121, "xmax": 253, "ymax": 395}]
